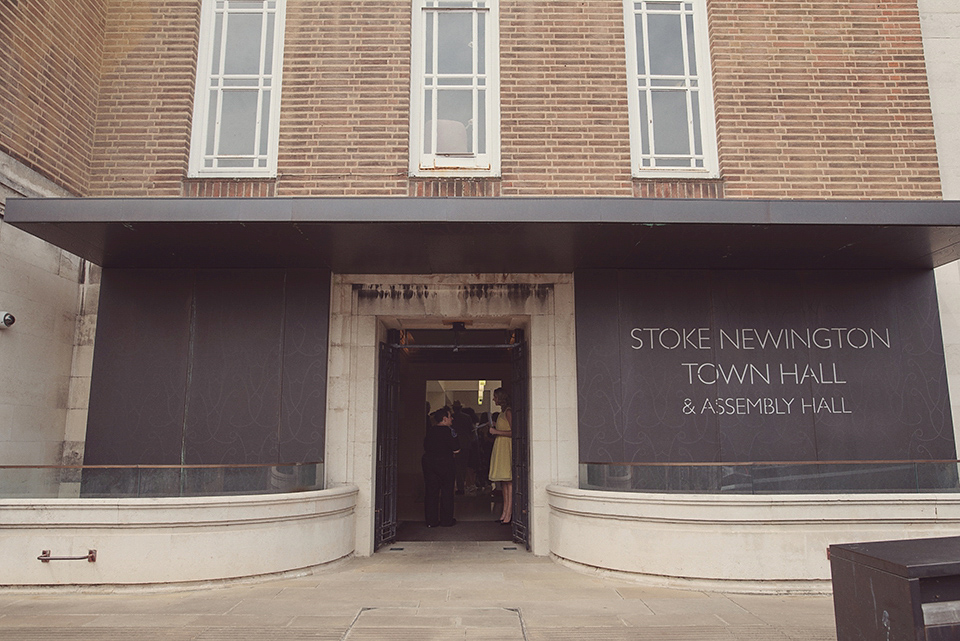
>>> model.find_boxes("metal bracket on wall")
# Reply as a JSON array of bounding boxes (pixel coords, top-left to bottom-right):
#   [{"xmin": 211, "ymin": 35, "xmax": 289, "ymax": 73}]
[{"xmin": 38, "ymin": 550, "xmax": 97, "ymax": 563}]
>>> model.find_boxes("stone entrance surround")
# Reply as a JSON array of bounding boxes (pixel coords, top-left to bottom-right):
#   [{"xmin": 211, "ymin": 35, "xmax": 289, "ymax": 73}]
[{"xmin": 325, "ymin": 273, "xmax": 581, "ymax": 556}]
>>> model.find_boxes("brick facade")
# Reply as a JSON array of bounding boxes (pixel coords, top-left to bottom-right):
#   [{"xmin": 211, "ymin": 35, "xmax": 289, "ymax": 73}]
[
  {"xmin": 87, "ymin": 0, "xmax": 200, "ymax": 197},
  {"xmin": 276, "ymin": 1, "xmax": 410, "ymax": 196},
  {"xmin": 182, "ymin": 178, "xmax": 276, "ymax": 198},
  {"xmin": 499, "ymin": 1, "xmax": 634, "ymax": 196},
  {"xmin": 409, "ymin": 178, "xmax": 502, "ymax": 198},
  {"xmin": 2, "ymin": 0, "xmax": 944, "ymax": 200},
  {"xmin": 0, "ymin": 0, "xmax": 106, "ymax": 196},
  {"xmin": 710, "ymin": 0, "xmax": 941, "ymax": 199}
]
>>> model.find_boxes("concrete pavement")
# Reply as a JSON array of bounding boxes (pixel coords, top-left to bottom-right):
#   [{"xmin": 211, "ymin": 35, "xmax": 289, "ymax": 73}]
[{"xmin": 0, "ymin": 541, "xmax": 837, "ymax": 640}]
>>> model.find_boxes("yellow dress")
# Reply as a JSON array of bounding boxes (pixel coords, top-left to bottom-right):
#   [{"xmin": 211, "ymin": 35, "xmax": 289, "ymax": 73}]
[{"xmin": 488, "ymin": 409, "xmax": 512, "ymax": 482}]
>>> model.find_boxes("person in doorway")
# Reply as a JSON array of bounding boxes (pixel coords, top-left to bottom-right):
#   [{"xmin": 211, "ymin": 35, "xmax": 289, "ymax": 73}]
[
  {"xmin": 477, "ymin": 411, "xmax": 494, "ymax": 494},
  {"xmin": 422, "ymin": 406, "xmax": 460, "ymax": 528},
  {"xmin": 463, "ymin": 407, "xmax": 481, "ymax": 495},
  {"xmin": 488, "ymin": 388, "xmax": 513, "ymax": 524},
  {"xmin": 451, "ymin": 401, "xmax": 473, "ymax": 495}
]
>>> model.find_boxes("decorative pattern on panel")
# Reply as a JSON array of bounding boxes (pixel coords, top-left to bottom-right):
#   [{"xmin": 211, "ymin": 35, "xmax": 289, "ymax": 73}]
[
  {"xmin": 279, "ymin": 270, "xmax": 330, "ymax": 464},
  {"xmin": 633, "ymin": 179, "xmax": 724, "ymax": 199},
  {"xmin": 182, "ymin": 179, "xmax": 277, "ymax": 197},
  {"xmin": 85, "ymin": 270, "xmax": 194, "ymax": 466},
  {"xmin": 85, "ymin": 268, "xmax": 331, "ymax": 468},
  {"xmin": 183, "ymin": 270, "xmax": 286, "ymax": 465},
  {"xmin": 409, "ymin": 177, "xmax": 502, "ymax": 197}
]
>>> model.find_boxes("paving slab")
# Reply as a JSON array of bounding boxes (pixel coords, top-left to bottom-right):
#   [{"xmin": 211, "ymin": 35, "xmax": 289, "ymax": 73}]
[{"xmin": 0, "ymin": 541, "xmax": 837, "ymax": 641}]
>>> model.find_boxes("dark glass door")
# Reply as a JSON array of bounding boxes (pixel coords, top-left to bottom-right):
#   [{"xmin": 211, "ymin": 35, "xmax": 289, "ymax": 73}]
[
  {"xmin": 510, "ymin": 329, "xmax": 530, "ymax": 549},
  {"xmin": 374, "ymin": 337, "xmax": 401, "ymax": 550}
]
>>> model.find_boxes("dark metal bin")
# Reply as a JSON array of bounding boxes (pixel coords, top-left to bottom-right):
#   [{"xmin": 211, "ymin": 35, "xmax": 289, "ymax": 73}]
[{"xmin": 829, "ymin": 536, "xmax": 960, "ymax": 641}]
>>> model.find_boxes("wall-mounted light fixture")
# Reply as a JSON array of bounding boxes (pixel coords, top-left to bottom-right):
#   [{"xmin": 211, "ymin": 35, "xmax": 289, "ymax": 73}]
[{"xmin": 0, "ymin": 312, "xmax": 15, "ymax": 329}]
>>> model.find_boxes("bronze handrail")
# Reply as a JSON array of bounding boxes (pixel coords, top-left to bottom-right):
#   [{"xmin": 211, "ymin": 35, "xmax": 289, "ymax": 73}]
[
  {"xmin": 38, "ymin": 550, "xmax": 97, "ymax": 563},
  {"xmin": 581, "ymin": 460, "xmax": 960, "ymax": 466},
  {"xmin": 1, "ymin": 461, "xmax": 323, "ymax": 469}
]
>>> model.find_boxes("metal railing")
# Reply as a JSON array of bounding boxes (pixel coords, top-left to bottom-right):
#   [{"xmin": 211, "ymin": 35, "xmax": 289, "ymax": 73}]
[
  {"xmin": 38, "ymin": 550, "xmax": 97, "ymax": 563},
  {"xmin": 0, "ymin": 462, "xmax": 323, "ymax": 498},
  {"xmin": 580, "ymin": 460, "xmax": 960, "ymax": 494}
]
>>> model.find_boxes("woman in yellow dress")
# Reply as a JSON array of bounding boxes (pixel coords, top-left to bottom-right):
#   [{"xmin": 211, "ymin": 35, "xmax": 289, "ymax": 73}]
[{"xmin": 488, "ymin": 388, "xmax": 513, "ymax": 524}]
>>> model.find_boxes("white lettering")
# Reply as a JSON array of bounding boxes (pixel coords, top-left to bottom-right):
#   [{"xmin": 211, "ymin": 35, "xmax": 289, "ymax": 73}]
[
  {"xmin": 719, "ymin": 329, "xmax": 739, "ymax": 350},
  {"xmin": 630, "ymin": 327, "xmax": 645, "ymax": 349}
]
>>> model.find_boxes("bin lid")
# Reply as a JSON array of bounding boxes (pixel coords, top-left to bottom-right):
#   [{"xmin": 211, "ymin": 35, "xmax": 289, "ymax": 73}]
[{"xmin": 829, "ymin": 536, "xmax": 960, "ymax": 579}]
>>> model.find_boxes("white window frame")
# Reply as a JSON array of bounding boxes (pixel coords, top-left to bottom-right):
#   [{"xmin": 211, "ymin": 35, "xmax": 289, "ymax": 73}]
[
  {"xmin": 623, "ymin": 0, "xmax": 719, "ymax": 178},
  {"xmin": 409, "ymin": 0, "xmax": 501, "ymax": 177},
  {"xmin": 188, "ymin": 0, "xmax": 286, "ymax": 178}
]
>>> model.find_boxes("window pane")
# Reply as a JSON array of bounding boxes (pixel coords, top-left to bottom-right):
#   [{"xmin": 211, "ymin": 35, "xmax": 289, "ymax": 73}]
[
  {"xmin": 657, "ymin": 158, "xmax": 691, "ymax": 167},
  {"xmin": 691, "ymin": 89, "xmax": 702, "ymax": 155},
  {"xmin": 219, "ymin": 90, "xmax": 259, "ymax": 155},
  {"xmin": 423, "ymin": 91, "xmax": 434, "ymax": 154},
  {"xmin": 638, "ymin": 91, "xmax": 650, "ymax": 156},
  {"xmin": 425, "ymin": 12, "xmax": 434, "ymax": 74},
  {"xmin": 634, "ymin": 14, "xmax": 645, "ymax": 74},
  {"xmin": 651, "ymin": 78, "xmax": 685, "ymax": 87},
  {"xmin": 223, "ymin": 77, "xmax": 260, "ymax": 87},
  {"xmin": 211, "ymin": 13, "xmax": 224, "ymax": 73},
  {"xmin": 647, "ymin": 13, "xmax": 684, "ymax": 76},
  {"xmin": 218, "ymin": 158, "xmax": 256, "ymax": 168},
  {"xmin": 651, "ymin": 90, "xmax": 689, "ymax": 155},
  {"xmin": 477, "ymin": 13, "xmax": 486, "ymax": 76},
  {"xmin": 686, "ymin": 14, "xmax": 697, "ymax": 75},
  {"xmin": 477, "ymin": 89, "xmax": 486, "ymax": 154},
  {"xmin": 206, "ymin": 91, "xmax": 219, "ymax": 155},
  {"xmin": 263, "ymin": 13, "xmax": 275, "ymax": 74},
  {"xmin": 436, "ymin": 90, "xmax": 473, "ymax": 154},
  {"xmin": 437, "ymin": 12, "xmax": 474, "ymax": 75},
  {"xmin": 259, "ymin": 90, "xmax": 271, "ymax": 155},
  {"xmin": 224, "ymin": 13, "xmax": 264, "ymax": 75}
]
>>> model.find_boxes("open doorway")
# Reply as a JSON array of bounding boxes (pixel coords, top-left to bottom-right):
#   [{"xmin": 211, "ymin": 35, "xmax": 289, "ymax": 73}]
[
  {"xmin": 375, "ymin": 328, "xmax": 528, "ymax": 547},
  {"xmin": 397, "ymin": 379, "xmax": 507, "ymax": 541}
]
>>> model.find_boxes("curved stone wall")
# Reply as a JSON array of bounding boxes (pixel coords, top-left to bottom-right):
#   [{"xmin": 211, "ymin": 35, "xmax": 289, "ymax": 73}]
[
  {"xmin": 0, "ymin": 485, "xmax": 358, "ymax": 586},
  {"xmin": 547, "ymin": 485, "xmax": 960, "ymax": 594}
]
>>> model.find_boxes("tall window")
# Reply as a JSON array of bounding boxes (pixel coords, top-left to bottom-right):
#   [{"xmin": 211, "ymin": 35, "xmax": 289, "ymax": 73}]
[
  {"xmin": 623, "ymin": 0, "xmax": 718, "ymax": 177},
  {"xmin": 189, "ymin": 0, "xmax": 286, "ymax": 177},
  {"xmin": 410, "ymin": 0, "xmax": 500, "ymax": 176}
]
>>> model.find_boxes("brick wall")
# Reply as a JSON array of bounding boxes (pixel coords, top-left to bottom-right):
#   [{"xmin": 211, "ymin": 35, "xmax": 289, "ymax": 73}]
[
  {"xmin": 710, "ymin": 0, "xmax": 941, "ymax": 199},
  {"xmin": 87, "ymin": 0, "xmax": 200, "ymax": 197},
  {"xmin": 0, "ymin": 0, "xmax": 106, "ymax": 196},
  {"xmin": 68, "ymin": 0, "xmax": 942, "ymax": 200},
  {"xmin": 500, "ymin": 1, "xmax": 634, "ymax": 196},
  {"xmin": 275, "ymin": 0, "xmax": 410, "ymax": 196}
]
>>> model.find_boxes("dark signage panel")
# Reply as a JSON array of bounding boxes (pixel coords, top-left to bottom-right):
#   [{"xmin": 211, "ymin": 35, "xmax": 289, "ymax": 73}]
[
  {"xmin": 576, "ymin": 269, "xmax": 956, "ymax": 464},
  {"xmin": 85, "ymin": 269, "xmax": 194, "ymax": 465},
  {"xmin": 86, "ymin": 268, "xmax": 330, "ymax": 467}
]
